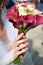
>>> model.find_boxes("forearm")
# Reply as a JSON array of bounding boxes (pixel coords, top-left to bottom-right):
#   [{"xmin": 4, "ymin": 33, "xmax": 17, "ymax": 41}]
[{"xmin": 0, "ymin": 49, "xmax": 14, "ymax": 65}]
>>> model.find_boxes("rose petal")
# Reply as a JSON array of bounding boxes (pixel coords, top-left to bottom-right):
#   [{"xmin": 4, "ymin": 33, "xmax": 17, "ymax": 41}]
[
  {"xmin": 36, "ymin": 15, "xmax": 43, "ymax": 25},
  {"xmin": 24, "ymin": 14, "xmax": 35, "ymax": 23}
]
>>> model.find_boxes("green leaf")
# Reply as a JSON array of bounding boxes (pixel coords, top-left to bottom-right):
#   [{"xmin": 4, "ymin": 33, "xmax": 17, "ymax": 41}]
[
  {"xmin": 13, "ymin": 56, "xmax": 20, "ymax": 64},
  {"xmin": 18, "ymin": 27, "xmax": 29, "ymax": 33},
  {"xmin": 24, "ymin": 28, "xmax": 29, "ymax": 33}
]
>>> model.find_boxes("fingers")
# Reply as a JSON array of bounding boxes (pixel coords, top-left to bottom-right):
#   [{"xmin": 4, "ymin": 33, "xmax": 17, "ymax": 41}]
[
  {"xmin": 14, "ymin": 41, "xmax": 28, "ymax": 53},
  {"xmin": 10, "ymin": 38, "xmax": 27, "ymax": 49},
  {"xmin": 9, "ymin": 38, "xmax": 27, "ymax": 51},
  {"xmin": 10, "ymin": 42, "xmax": 28, "ymax": 59},
  {"xmin": 13, "ymin": 42, "xmax": 28, "ymax": 51},
  {"xmin": 13, "ymin": 42, "xmax": 28, "ymax": 53},
  {"xmin": 23, "ymin": 35, "xmax": 26, "ymax": 38},
  {"xmin": 17, "ymin": 42, "xmax": 28, "ymax": 50},
  {"xmin": 16, "ymin": 47, "xmax": 28, "ymax": 56},
  {"xmin": 15, "ymin": 33, "xmax": 24, "ymax": 41},
  {"xmin": 19, "ymin": 47, "xmax": 28, "ymax": 54},
  {"xmin": 17, "ymin": 39, "xmax": 27, "ymax": 46}
]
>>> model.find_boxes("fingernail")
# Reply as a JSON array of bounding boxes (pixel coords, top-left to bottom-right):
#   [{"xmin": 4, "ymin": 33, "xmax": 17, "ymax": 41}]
[{"xmin": 21, "ymin": 33, "xmax": 24, "ymax": 35}]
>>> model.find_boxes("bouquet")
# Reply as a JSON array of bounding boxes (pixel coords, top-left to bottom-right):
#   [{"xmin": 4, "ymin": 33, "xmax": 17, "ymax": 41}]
[{"xmin": 6, "ymin": 2, "xmax": 43, "ymax": 64}]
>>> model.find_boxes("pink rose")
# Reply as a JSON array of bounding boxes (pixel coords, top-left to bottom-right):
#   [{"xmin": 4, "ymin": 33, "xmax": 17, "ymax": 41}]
[
  {"xmin": 6, "ymin": 4, "xmax": 35, "ymax": 29},
  {"xmin": 6, "ymin": 3, "xmax": 43, "ymax": 29},
  {"xmin": 8, "ymin": 14, "xmax": 35, "ymax": 28},
  {"xmin": 36, "ymin": 15, "xmax": 43, "ymax": 25},
  {"xmin": 6, "ymin": 4, "xmax": 18, "ymax": 22}
]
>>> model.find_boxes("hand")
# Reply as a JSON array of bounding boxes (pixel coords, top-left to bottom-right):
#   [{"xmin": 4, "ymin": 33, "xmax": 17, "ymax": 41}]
[{"xmin": 9, "ymin": 33, "xmax": 28, "ymax": 60}]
